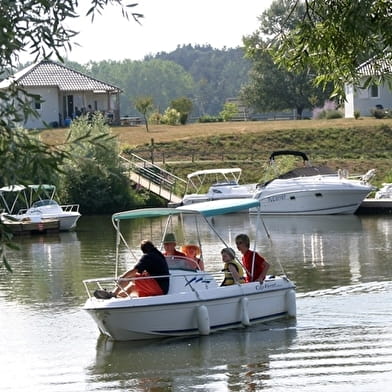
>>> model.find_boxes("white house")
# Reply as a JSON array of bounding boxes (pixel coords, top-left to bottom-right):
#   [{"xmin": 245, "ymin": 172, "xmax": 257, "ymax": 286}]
[
  {"xmin": 345, "ymin": 57, "xmax": 392, "ymax": 118},
  {"xmin": 0, "ymin": 60, "xmax": 122, "ymax": 128}
]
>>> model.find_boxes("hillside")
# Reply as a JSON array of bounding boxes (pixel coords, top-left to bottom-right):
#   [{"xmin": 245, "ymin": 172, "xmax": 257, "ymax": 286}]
[{"xmin": 40, "ymin": 118, "xmax": 392, "ymax": 186}]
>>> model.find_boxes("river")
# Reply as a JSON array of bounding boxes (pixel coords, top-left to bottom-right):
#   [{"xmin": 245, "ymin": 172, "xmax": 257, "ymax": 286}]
[{"xmin": 0, "ymin": 213, "xmax": 391, "ymax": 391}]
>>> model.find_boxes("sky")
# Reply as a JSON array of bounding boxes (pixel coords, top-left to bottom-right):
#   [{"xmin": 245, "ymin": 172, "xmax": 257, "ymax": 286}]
[{"xmin": 63, "ymin": 0, "xmax": 274, "ymax": 64}]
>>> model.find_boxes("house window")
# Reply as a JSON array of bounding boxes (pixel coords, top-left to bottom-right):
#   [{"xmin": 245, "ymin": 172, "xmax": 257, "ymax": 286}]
[
  {"xmin": 370, "ymin": 85, "xmax": 379, "ymax": 98},
  {"xmin": 33, "ymin": 95, "xmax": 42, "ymax": 110}
]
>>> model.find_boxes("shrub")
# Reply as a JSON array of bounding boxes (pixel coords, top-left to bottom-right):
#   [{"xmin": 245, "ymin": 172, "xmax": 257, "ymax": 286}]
[
  {"xmin": 219, "ymin": 102, "xmax": 238, "ymax": 121},
  {"xmin": 354, "ymin": 110, "xmax": 360, "ymax": 119},
  {"xmin": 371, "ymin": 108, "xmax": 386, "ymax": 119},
  {"xmin": 161, "ymin": 108, "xmax": 180, "ymax": 125},
  {"xmin": 325, "ymin": 110, "xmax": 343, "ymax": 119},
  {"xmin": 149, "ymin": 111, "xmax": 162, "ymax": 124},
  {"xmin": 313, "ymin": 100, "xmax": 342, "ymax": 119},
  {"xmin": 198, "ymin": 115, "xmax": 223, "ymax": 123}
]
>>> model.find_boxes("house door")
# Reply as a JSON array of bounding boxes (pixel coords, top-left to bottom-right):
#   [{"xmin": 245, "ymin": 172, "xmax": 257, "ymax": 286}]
[{"xmin": 67, "ymin": 95, "xmax": 74, "ymax": 118}]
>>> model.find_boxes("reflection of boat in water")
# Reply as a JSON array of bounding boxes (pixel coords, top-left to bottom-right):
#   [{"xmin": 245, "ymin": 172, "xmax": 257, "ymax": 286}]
[
  {"xmin": 83, "ymin": 199, "xmax": 296, "ymax": 341},
  {"xmin": 90, "ymin": 319, "xmax": 297, "ymax": 375},
  {"xmin": 255, "ymin": 214, "xmax": 364, "ymax": 235},
  {"xmin": 205, "ymin": 214, "xmax": 363, "ymax": 237}
]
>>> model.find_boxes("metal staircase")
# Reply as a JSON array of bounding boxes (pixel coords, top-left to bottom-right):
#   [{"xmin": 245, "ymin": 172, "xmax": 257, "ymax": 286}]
[{"xmin": 120, "ymin": 153, "xmax": 186, "ymax": 204}]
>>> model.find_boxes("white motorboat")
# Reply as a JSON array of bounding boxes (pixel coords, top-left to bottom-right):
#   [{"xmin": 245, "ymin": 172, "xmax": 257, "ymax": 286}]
[
  {"xmin": 251, "ymin": 151, "xmax": 375, "ymax": 215},
  {"xmin": 0, "ymin": 184, "xmax": 81, "ymax": 231},
  {"xmin": 82, "ymin": 198, "xmax": 296, "ymax": 341},
  {"xmin": 181, "ymin": 168, "xmax": 257, "ymax": 205},
  {"xmin": 375, "ymin": 183, "xmax": 392, "ymax": 199}
]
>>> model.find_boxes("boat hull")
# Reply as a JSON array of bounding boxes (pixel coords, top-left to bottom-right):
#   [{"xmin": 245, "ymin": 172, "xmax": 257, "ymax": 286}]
[
  {"xmin": 252, "ymin": 178, "xmax": 373, "ymax": 215},
  {"xmin": 84, "ymin": 277, "xmax": 296, "ymax": 341}
]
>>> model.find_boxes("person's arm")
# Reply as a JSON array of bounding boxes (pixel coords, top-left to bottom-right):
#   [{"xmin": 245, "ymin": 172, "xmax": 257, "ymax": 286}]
[
  {"xmin": 256, "ymin": 260, "xmax": 270, "ymax": 282},
  {"xmin": 198, "ymin": 258, "xmax": 205, "ymax": 271},
  {"xmin": 228, "ymin": 263, "xmax": 241, "ymax": 284}
]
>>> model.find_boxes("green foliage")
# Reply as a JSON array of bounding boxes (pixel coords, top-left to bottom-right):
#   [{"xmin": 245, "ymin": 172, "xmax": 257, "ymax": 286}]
[
  {"xmin": 271, "ymin": 0, "xmax": 392, "ymax": 99},
  {"xmin": 149, "ymin": 111, "xmax": 163, "ymax": 125},
  {"xmin": 0, "ymin": 0, "xmax": 142, "ymax": 271},
  {"xmin": 134, "ymin": 96, "xmax": 154, "ymax": 132},
  {"xmin": 161, "ymin": 108, "xmax": 180, "ymax": 125},
  {"xmin": 219, "ymin": 102, "xmax": 238, "ymax": 121},
  {"xmin": 87, "ymin": 59, "xmax": 195, "ymax": 117},
  {"xmin": 354, "ymin": 110, "xmax": 361, "ymax": 120},
  {"xmin": 170, "ymin": 97, "xmax": 193, "ymax": 124},
  {"xmin": 61, "ymin": 113, "xmax": 140, "ymax": 213},
  {"xmin": 198, "ymin": 115, "xmax": 223, "ymax": 123},
  {"xmin": 242, "ymin": 1, "xmax": 332, "ymax": 117},
  {"xmin": 371, "ymin": 108, "xmax": 386, "ymax": 119},
  {"xmin": 150, "ymin": 45, "xmax": 252, "ymax": 116},
  {"xmin": 325, "ymin": 110, "xmax": 343, "ymax": 119}
]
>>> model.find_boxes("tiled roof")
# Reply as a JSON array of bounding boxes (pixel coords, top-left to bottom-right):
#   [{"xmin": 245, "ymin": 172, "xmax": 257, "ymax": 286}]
[
  {"xmin": 0, "ymin": 60, "xmax": 121, "ymax": 92},
  {"xmin": 357, "ymin": 55, "xmax": 392, "ymax": 76}
]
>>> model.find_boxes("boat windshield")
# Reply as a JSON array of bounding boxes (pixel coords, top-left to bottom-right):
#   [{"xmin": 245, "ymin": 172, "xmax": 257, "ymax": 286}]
[
  {"xmin": 32, "ymin": 199, "xmax": 58, "ymax": 208},
  {"xmin": 165, "ymin": 256, "xmax": 200, "ymax": 271}
]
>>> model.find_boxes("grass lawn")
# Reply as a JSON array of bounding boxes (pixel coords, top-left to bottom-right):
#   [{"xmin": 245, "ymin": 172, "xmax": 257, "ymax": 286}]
[
  {"xmin": 38, "ymin": 117, "xmax": 392, "ymax": 186},
  {"xmin": 39, "ymin": 117, "xmax": 392, "ymax": 147}
]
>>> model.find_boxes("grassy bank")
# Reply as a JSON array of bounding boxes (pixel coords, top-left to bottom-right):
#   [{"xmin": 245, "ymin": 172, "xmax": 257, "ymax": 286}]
[{"xmin": 40, "ymin": 118, "xmax": 392, "ymax": 186}]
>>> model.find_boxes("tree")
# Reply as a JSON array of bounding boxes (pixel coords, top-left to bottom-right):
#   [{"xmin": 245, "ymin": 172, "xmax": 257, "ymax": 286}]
[
  {"xmin": 170, "ymin": 97, "xmax": 193, "ymax": 124},
  {"xmin": 88, "ymin": 59, "xmax": 195, "ymax": 117},
  {"xmin": 219, "ymin": 102, "xmax": 238, "ymax": 121},
  {"xmin": 0, "ymin": 1, "xmax": 142, "ymax": 272},
  {"xmin": 271, "ymin": 0, "xmax": 392, "ymax": 98},
  {"xmin": 242, "ymin": 0, "xmax": 331, "ymax": 117},
  {"xmin": 135, "ymin": 96, "xmax": 154, "ymax": 132},
  {"xmin": 61, "ymin": 113, "xmax": 141, "ymax": 214}
]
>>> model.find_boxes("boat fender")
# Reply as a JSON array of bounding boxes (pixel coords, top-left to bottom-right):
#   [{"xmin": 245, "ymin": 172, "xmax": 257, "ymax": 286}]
[
  {"xmin": 286, "ymin": 289, "xmax": 297, "ymax": 317},
  {"xmin": 196, "ymin": 305, "xmax": 210, "ymax": 335},
  {"xmin": 240, "ymin": 297, "xmax": 250, "ymax": 326}
]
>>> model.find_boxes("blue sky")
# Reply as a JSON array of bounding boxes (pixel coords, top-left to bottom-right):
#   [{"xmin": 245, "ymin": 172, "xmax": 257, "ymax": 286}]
[{"xmin": 64, "ymin": 0, "xmax": 273, "ymax": 64}]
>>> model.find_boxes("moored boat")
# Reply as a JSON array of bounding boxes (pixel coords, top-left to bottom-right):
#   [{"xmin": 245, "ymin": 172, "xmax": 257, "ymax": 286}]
[
  {"xmin": 181, "ymin": 168, "xmax": 257, "ymax": 205},
  {"xmin": 0, "ymin": 184, "xmax": 81, "ymax": 231},
  {"xmin": 251, "ymin": 151, "xmax": 375, "ymax": 215}
]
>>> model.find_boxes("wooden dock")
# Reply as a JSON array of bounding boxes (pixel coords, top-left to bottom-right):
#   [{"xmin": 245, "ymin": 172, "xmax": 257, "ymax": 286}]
[
  {"xmin": 357, "ymin": 198, "xmax": 392, "ymax": 214},
  {"xmin": 3, "ymin": 218, "xmax": 60, "ymax": 235}
]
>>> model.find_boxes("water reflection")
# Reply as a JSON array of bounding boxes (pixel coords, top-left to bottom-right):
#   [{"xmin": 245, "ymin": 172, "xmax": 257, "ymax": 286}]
[
  {"xmin": 88, "ymin": 320, "xmax": 297, "ymax": 391},
  {"xmin": 3, "ymin": 231, "xmax": 82, "ymax": 306},
  {"xmin": 1, "ymin": 214, "xmax": 392, "ymax": 391}
]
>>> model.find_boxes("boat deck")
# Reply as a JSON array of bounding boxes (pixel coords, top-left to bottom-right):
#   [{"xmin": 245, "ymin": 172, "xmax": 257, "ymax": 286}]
[{"xmin": 357, "ymin": 198, "xmax": 392, "ymax": 214}]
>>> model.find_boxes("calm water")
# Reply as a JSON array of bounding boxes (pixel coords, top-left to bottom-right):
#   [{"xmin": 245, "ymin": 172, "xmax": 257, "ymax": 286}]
[{"xmin": 1, "ymin": 213, "xmax": 392, "ymax": 391}]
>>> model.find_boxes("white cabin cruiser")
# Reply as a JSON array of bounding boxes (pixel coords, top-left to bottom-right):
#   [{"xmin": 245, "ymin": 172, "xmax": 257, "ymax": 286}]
[
  {"xmin": 251, "ymin": 151, "xmax": 375, "ymax": 215},
  {"xmin": 181, "ymin": 168, "xmax": 257, "ymax": 205},
  {"xmin": 0, "ymin": 184, "xmax": 81, "ymax": 230},
  {"xmin": 375, "ymin": 183, "xmax": 392, "ymax": 199},
  {"xmin": 82, "ymin": 199, "xmax": 296, "ymax": 341}
]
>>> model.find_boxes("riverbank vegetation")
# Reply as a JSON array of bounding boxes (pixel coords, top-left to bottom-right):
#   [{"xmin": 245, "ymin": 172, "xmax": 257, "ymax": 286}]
[{"xmin": 41, "ymin": 118, "xmax": 392, "ymax": 190}]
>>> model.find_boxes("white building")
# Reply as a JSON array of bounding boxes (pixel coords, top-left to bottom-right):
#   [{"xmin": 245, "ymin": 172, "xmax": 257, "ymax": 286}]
[
  {"xmin": 0, "ymin": 60, "xmax": 122, "ymax": 128},
  {"xmin": 345, "ymin": 57, "xmax": 392, "ymax": 118}
]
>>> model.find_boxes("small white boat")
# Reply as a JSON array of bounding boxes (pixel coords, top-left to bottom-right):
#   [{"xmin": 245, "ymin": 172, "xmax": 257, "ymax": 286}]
[
  {"xmin": 251, "ymin": 151, "xmax": 375, "ymax": 215},
  {"xmin": 375, "ymin": 183, "xmax": 392, "ymax": 199},
  {"xmin": 0, "ymin": 184, "xmax": 81, "ymax": 231},
  {"xmin": 16, "ymin": 199, "xmax": 81, "ymax": 231},
  {"xmin": 82, "ymin": 199, "xmax": 296, "ymax": 341},
  {"xmin": 181, "ymin": 168, "xmax": 257, "ymax": 205}
]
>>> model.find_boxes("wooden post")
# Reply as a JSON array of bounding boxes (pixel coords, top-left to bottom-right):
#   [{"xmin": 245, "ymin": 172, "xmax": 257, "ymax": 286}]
[{"xmin": 151, "ymin": 138, "xmax": 154, "ymax": 164}]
